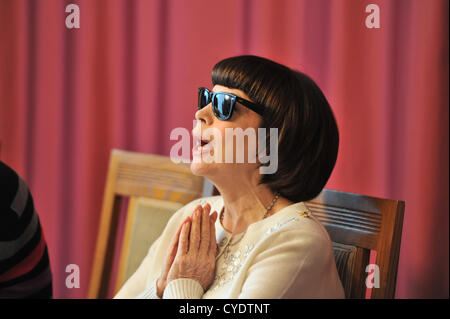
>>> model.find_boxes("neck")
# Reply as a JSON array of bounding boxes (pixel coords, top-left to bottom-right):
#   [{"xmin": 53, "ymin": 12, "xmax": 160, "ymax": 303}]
[{"xmin": 212, "ymin": 173, "xmax": 292, "ymax": 234}]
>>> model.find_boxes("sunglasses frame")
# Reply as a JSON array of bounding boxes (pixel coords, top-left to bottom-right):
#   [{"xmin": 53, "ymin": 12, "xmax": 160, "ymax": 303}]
[{"xmin": 198, "ymin": 87, "xmax": 265, "ymax": 120}]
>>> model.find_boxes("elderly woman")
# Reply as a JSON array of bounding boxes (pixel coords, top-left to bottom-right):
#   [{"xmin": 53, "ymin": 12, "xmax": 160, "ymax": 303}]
[{"xmin": 115, "ymin": 55, "xmax": 345, "ymax": 299}]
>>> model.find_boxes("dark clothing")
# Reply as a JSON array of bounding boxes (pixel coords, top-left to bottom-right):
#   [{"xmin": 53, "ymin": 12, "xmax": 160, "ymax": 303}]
[{"xmin": 0, "ymin": 161, "xmax": 52, "ymax": 298}]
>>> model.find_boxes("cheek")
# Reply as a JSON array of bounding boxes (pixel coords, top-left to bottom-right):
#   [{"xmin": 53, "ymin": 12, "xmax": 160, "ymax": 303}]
[
  {"xmin": 207, "ymin": 113, "xmax": 262, "ymax": 164},
  {"xmin": 220, "ymin": 129, "xmax": 260, "ymax": 164}
]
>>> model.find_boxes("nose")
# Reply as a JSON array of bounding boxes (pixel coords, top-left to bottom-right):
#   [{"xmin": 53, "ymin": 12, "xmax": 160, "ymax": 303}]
[{"xmin": 195, "ymin": 104, "xmax": 214, "ymax": 126}]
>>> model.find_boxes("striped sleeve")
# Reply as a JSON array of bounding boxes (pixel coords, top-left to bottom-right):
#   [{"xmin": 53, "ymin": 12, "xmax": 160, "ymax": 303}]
[{"xmin": 0, "ymin": 161, "xmax": 52, "ymax": 299}]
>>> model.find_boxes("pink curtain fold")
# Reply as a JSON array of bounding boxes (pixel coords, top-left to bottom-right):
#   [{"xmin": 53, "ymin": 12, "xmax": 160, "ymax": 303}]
[{"xmin": 0, "ymin": 0, "xmax": 448, "ymax": 298}]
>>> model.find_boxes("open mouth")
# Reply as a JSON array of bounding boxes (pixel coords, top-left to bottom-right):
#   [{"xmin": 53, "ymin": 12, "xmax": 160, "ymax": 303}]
[
  {"xmin": 193, "ymin": 135, "xmax": 214, "ymax": 155},
  {"xmin": 200, "ymin": 139, "xmax": 209, "ymax": 147}
]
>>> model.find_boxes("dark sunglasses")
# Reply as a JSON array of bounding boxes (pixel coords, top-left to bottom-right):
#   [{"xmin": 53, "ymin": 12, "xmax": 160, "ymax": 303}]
[{"xmin": 198, "ymin": 87, "xmax": 265, "ymax": 120}]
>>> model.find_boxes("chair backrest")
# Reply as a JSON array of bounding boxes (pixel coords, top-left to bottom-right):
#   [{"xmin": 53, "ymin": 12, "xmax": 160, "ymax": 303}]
[
  {"xmin": 305, "ymin": 189, "xmax": 405, "ymax": 298},
  {"xmin": 87, "ymin": 149, "xmax": 205, "ymax": 299}
]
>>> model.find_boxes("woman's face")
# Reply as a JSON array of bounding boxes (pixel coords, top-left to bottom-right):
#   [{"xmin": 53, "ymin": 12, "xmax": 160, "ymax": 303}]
[{"xmin": 191, "ymin": 85, "xmax": 263, "ymax": 182}]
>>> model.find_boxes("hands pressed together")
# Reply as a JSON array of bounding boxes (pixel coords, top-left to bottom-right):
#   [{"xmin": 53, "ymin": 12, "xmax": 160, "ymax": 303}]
[{"xmin": 156, "ymin": 203, "xmax": 218, "ymax": 298}]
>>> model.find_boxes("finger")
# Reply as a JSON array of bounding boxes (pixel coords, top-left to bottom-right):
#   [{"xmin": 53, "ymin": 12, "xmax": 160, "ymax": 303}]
[
  {"xmin": 190, "ymin": 205, "xmax": 202, "ymax": 218},
  {"xmin": 189, "ymin": 206, "xmax": 202, "ymax": 252},
  {"xmin": 187, "ymin": 205, "xmax": 203, "ymax": 227},
  {"xmin": 166, "ymin": 217, "xmax": 190, "ymax": 269},
  {"xmin": 199, "ymin": 204, "xmax": 211, "ymax": 254},
  {"xmin": 177, "ymin": 219, "xmax": 191, "ymax": 256},
  {"xmin": 208, "ymin": 211, "xmax": 218, "ymax": 256},
  {"xmin": 169, "ymin": 217, "xmax": 189, "ymax": 250},
  {"xmin": 210, "ymin": 210, "xmax": 218, "ymax": 222}
]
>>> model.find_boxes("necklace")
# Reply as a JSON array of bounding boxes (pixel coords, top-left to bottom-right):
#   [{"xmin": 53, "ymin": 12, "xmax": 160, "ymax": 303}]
[{"xmin": 217, "ymin": 193, "xmax": 280, "ymax": 259}]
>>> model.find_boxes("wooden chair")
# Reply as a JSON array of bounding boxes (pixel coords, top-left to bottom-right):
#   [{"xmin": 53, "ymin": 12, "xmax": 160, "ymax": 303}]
[
  {"xmin": 305, "ymin": 189, "xmax": 405, "ymax": 298},
  {"xmin": 87, "ymin": 149, "xmax": 206, "ymax": 299}
]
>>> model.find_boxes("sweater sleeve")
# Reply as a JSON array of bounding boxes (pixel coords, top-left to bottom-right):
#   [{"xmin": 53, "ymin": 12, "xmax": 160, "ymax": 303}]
[
  {"xmin": 162, "ymin": 278, "xmax": 204, "ymax": 299},
  {"xmin": 132, "ymin": 271, "xmax": 205, "ymax": 299},
  {"xmin": 236, "ymin": 227, "xmax": 344, "ymax": 299}
]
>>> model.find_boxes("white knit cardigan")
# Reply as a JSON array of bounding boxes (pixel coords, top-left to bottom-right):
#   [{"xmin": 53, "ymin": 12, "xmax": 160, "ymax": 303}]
[{"xmin": 114, "ymin": 196, "xmax": 345, "ymax": 299}]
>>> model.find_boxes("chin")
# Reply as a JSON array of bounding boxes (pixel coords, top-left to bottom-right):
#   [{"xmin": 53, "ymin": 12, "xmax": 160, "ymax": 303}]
[
  {"xmin": 190, "ymin": 159, "xmax": 204, "ymax": 176},
  {"xmin": 191, "ymin": 156, "xmax": 224, "ymax": 181},
  {"xmin": 190, "ymin": 144, "xmax": 219, "ymax": 177},
  {"xmin": 190, "ymin": 157, "xmax": 211, "ymax": 176}
]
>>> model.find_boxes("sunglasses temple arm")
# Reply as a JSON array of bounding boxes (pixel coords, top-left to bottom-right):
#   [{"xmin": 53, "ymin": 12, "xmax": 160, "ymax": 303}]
[{"xmin": 238, "ymin": 98, "xmax": 265, "ymax": 117}]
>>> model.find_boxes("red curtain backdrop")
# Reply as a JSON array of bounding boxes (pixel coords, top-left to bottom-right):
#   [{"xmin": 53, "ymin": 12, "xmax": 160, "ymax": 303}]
[{"xmin": 0, "ymin": 0, "xmax": 448, "ymax": 299}]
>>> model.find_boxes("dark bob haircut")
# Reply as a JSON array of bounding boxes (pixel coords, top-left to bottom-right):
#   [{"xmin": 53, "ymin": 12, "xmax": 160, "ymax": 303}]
[{"xmin": 212, "ymin": 55, "xmax": 339, "ymax": 203}]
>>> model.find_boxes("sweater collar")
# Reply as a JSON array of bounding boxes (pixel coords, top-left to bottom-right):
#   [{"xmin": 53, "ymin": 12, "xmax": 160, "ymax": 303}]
[{"xmin": 213, "ymin": 196, "xmax": 310, "ymax": 235}]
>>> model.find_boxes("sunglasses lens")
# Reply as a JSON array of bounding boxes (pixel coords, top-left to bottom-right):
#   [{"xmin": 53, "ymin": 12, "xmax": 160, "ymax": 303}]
[
  {"xmin": 213, "ymin": 93, "xmax": 234, "ymax": 120},
  {"xmin": 198, "ymin": 88, "xmax": 210, "ymax": 110}
]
